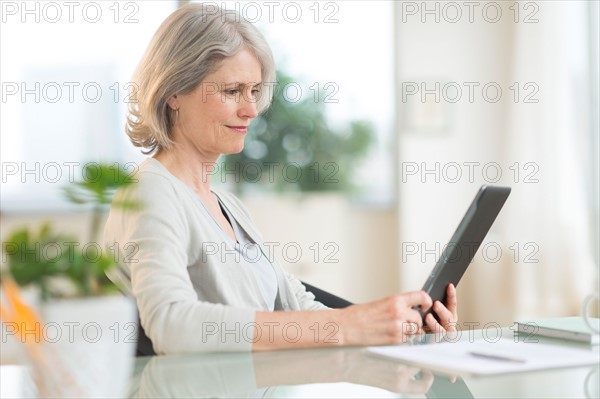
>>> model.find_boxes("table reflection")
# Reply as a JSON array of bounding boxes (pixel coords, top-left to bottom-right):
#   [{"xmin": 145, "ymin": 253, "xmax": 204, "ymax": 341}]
[
  {"xmin": 127, "ymin": 347, "xmax": 475, "ymax": 398},
  {"xmin": 128, "ymin": 352, "xmax": 257, "ymax": 398}
]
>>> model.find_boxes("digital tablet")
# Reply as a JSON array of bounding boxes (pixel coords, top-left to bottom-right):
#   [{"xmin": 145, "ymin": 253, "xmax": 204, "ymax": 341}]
[{"xmin": 419, "ymin": 185, "xmax": 511, "ymax": 321}]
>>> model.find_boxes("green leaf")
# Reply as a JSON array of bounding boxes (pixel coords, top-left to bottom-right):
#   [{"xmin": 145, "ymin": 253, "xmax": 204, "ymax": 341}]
[{"xmin": 5, "ymin": 163, "xmax": 142, "ymax": 298}]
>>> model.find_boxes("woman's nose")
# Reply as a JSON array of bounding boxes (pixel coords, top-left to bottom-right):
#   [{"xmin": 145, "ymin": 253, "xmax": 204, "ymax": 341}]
[{"xmin": 238, "ymin": 93, "xmax": 259, "ymax": 119}]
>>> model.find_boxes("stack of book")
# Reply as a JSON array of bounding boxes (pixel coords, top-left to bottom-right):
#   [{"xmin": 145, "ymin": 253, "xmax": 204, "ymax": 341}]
[{"xmin": 516, "ymin": 317, "xmax": 600, "ymax": 344}]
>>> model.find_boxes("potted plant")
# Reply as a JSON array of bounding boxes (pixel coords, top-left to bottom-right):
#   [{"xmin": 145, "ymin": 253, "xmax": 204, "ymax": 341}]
[{"xmin": 0, "ymin": 163, "xmax": 141, "ymax": 398}]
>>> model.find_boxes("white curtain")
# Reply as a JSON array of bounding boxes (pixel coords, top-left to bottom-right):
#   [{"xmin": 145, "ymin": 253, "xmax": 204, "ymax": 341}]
[{"xmin": 502, "ymin": 1, "xmax": 597, "ymax": 319}]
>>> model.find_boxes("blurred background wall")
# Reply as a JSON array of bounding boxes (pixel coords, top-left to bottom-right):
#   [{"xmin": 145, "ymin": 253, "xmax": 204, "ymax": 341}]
[{"xmin": 1, "ymin": 1, "xmax": 598, "ymax": 327}]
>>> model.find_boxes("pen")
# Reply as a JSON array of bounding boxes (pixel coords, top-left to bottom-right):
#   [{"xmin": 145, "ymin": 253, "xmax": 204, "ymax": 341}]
[{"xmin": 468, "ymin": 351, "xmax": 527, "ymax": 364}]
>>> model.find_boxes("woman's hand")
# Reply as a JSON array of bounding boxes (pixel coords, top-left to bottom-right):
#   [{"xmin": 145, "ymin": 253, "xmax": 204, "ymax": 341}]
[
  {"xmin": 341, "ymin": 351, "xmax": 435, "ymax": 394},
  {"xmin": 336, "ymin": 291, "xmax": 433, "ymax": 346},
  {"xmin": 253, "ymin": 347, "xmax": 434, "ymax": 395},
  {"xmin": 253, "ymin": 289, "xmax": 455, "ymax": 350},
  {"xmin": 424, "ymin": 284, "xmax": 459, "ymax": 335}
]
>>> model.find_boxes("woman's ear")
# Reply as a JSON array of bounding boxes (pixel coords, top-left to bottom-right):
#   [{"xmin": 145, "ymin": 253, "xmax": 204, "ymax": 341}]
[{"xmin": 167, "ymin": 95, "xmax": 179, "ymax": 110}]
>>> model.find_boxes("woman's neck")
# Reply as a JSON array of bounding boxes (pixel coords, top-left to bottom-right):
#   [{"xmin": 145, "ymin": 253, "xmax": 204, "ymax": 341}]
[{"xmin": 153, "ymin": 146, "xmax": 218, "ymax": 198}]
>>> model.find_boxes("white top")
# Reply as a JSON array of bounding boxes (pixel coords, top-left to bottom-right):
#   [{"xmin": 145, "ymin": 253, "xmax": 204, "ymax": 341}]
[
  {"xmin": 217, "ymin": 198, "xmax": 278, "ymax": 311},
  {"xmin": 103, "ymin": 158, "xmax": 327, "ymax": 355}
]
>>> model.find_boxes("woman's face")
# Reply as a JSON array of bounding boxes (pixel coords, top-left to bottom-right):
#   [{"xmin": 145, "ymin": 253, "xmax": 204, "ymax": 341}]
[{"xmin": 167, "ymin": 48, "xmax": 262, "ymax": 161}]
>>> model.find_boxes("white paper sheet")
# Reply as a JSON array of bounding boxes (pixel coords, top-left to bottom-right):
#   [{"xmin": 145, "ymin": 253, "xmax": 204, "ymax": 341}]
[{"xmin": 366, "ymin": 338, "xmax": 600, "ymax": 376}]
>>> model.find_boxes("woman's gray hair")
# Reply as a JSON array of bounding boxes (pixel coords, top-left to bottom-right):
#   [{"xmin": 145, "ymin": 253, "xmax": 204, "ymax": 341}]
[{"xmin": 126, "ymin": 3, "xmax": 276, "ymax": 154}]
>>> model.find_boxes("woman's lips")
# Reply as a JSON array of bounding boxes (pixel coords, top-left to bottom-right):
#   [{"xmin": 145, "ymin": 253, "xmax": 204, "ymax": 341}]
[{"xmin": 227, "ymin": 126, "xmax": 248, "ymax": 133}]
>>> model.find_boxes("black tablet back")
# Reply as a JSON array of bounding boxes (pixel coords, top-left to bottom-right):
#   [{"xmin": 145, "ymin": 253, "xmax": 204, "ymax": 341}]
[{"xmin": 421, "ymin": 185, "xmax": 511, "ymax": 317}]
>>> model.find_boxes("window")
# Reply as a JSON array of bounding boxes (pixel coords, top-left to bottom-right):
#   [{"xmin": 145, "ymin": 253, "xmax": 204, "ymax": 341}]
[
  {"xmin": 218, "ymin": 1, "xmax": 395, "ymax": 204},
  {"xmin": 1, "ymin": 1, "xmax": 176, "ymax": 211},
  {"xmin": 1, "ymin": 1, "xmax": 395, "ymax": 211}
]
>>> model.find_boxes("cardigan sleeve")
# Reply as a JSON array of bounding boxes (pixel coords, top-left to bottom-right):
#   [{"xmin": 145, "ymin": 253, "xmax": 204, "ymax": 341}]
[
  {"xmin": 283, "ymin": 271, "xmax": 329, "ymax": 311},
  {"xmin": 104, "ymin": 172, "xmax": 255, "ymax": 354}
]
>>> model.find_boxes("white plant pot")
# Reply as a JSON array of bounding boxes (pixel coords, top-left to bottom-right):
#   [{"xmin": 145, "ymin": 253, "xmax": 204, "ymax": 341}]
[{"xmin": 33, "ymin": 295, "xmax": 137, "ymax": 398}]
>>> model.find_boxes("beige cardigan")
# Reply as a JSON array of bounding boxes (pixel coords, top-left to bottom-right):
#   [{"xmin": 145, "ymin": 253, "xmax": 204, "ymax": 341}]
[{"xmin": 103, "ymin": 158, "xmax": 326, "ymax": 355}]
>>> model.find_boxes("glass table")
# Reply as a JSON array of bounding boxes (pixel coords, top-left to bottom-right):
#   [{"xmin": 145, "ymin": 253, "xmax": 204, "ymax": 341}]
[
  {"xmin": 125, "ymin": 329, "xmax": 599, "ymax": 398},
  {"xmin": 2, "ymin": 328, "xmax": 598, "ymax": 398}
]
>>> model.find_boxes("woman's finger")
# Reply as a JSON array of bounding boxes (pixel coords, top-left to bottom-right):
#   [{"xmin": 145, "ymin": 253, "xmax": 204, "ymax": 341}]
[
  {"xmin": 433, "ymin": 301, "xmax": 457, "ymax": 331},
  {"xmin": 445, "ymin": 284, "xmax": 458, "ymax": 318},
  {"xmin": 425, "ymin": 312, "xmax": 445, "ymax": 334}
]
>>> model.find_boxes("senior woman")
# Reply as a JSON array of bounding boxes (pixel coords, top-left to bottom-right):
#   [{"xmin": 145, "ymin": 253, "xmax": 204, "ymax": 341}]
[{"xmin": 104, "ymin": 3, "xmax": 458, "ymax": 355}]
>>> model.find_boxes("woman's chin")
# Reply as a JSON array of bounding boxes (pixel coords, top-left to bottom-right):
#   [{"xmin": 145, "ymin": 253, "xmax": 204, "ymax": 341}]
[{"xmin": 225, "ymin": 143, "xmax": 245, "ymax": 155}]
